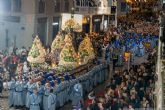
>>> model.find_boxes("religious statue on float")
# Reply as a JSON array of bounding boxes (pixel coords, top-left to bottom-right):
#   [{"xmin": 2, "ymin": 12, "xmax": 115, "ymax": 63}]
[
  {"xmin": 27, "ymin": 36, "xmax": 46, "ymax": 67},
  {"xmin": 78, "ymin": 35, "xmax": 95, "ymax": 65},
  {"xmin": 58, "ymin": 33, "xmax": 78, "ymax": 68},
  {"xmin": 63, "ymin": 18, "xmax": 81, "ymax": 32},
  {"xmin": 49, "ymin": 31, "xmax": 65, "ymax": 68}
]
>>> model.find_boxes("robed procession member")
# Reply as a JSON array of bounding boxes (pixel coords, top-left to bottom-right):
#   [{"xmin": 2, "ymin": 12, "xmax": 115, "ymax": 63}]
[
  {"xmin": 43, "ymin": 83, "xmax": 51, "ymax": 110},
  {"xmin": 71, "ymin": 83, "xmax": 83, "ymax": 110},
  {"xmin": 22, "ymin": 78, "xmax": 28, "ymax": 106},
  {"xmin": 26, "ymin": 79, "xmax": 36, "ymax": 108},
  {"xmin": 138, "ymin": 42, "xmax": 145, "ymax": 57},
  {"xmin": 27, "ymin": 87, "xmax": 41, "ymax": 110},
  {"xmin": 13, "ymin": 76, "xmax": 24, "ymax": 108},
  {"xmin": 37, "ymin": 81, "xmax": 45, "ymax": 110},
  {"xmin": 8, "ymin": 77, "xmax": 15, "ymax": 107},
  {"xmin": 47, "ymin": 89, "xmax": 56, "ymax": 110}
]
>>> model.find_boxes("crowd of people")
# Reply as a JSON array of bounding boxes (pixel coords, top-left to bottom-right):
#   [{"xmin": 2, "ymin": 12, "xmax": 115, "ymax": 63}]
[
  {"xmin": 88, "ymin": 51, "xmax": 157, "ymax": 110},
  {"xmin": 0, "ymin": 46, "xmax": 30, "ymax": 97},
  {"xmin": 0, "ymin": 11, "xmax": 160, "ymax": 110},
  {"xmin": 85, "ymin": 12, "xmax": 159, "ymax": 110},
  {"xmin": 99, "ymin": 28, "xmax": 158, "ymax": 72},
  {"xmin": 7, "ymin": 62, "xmax": 108, "ymax": 110},
  {"xmin": 117, "ymin": 12, "xmax": 159, "ymax": 36}
]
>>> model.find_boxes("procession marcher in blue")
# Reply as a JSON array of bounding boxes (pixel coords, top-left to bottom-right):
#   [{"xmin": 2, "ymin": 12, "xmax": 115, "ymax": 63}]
[
  {"xmin": 71, "ymin": 83, "xmax": 83, "ymax": 110},
  {"xmin": 134, "ymin": 42, "xmax": 138, "ymax": 56},
  {"xmin": 59, "ymin": 81, "xmax": 66, "ymax": 107},
  {"xmin": 13, "ymin": 77, "xmax": 24, "ymax": 107},
  {"xmin": 43, "ymin": 83, "xmax": 51, "ymax": 110},
  {"xmin": 26, "ymin": 79, "xmax": 36, "ymax": 108},
  {"xmin": 37, "ymin": 81, "xmax": 45, "ymax": 110},
  {"xmin": 48, "ymin": 89, "xmax": 56, "ymax": 110},
  {"xmin": 8, "ymin": 77, "xmax": 15, "ymax": 107},
  {"xmin": 54, "ymin": 79, "xmax": 63, "ymax": 107},
  {"xmin": 27, "ymin": 87, "xmax": 41, "ymax": 110},
  {"xmin": 138, "ymin": 42, "xmax": 145, "ymax": 56},
  {"xmin": 105, "ymin": 44, "xmax": 111, "ymax": 64},
  {"xmin": 22, "ymin": 78, "xmax": 27, "ymax": 106},
  {"xmin": 116, "ymin": 48, "xmax": 123, "ymax": 66}
]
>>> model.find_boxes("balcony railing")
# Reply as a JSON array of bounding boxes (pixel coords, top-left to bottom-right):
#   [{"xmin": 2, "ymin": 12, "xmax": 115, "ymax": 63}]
[{"xmin": 74, "ymin": 6, "xmax": 112, "ymax": 15}]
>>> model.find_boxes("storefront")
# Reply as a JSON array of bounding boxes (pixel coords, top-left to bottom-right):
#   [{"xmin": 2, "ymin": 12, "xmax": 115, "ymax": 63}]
[
  {"xmin": 92, "ymin": 15, "xmax": 102, "ymax": 33},
  {"xmin": 92, "ymin": 15, "xmax": 110, "ymax": 33},
  {"xmin": 82, "ymin": 16, "xmax": 90, "ymax": 33}
]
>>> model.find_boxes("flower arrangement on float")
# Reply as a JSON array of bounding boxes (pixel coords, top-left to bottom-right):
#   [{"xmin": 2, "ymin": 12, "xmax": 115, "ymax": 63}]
[
  {"xmin": 27, "ymin": 36, "xmax": 46, "ymax": 66},
  {"xmin": 27, "ymin": 19, "xmax": 95, "ymax": 72},
  {"xmin": 78, "ymin": 35, "xmax": 95, "ymax": 65},
  {"xmin": 58, "ymin": 33, "xmax": 79, "ymax": 68}
]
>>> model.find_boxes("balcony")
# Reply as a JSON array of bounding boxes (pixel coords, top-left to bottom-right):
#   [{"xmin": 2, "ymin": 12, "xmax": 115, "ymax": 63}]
[{"xmin": 74, "ymin": 6, "xmax": 113, "ymax": 15}]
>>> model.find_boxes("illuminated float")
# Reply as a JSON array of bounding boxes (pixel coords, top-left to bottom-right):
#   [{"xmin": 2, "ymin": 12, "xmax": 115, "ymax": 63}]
[
  {"xmin": 78, "ymin": 35, "xmax": 95, "ymax": 65},
  {"xmin": 27, "ymin": 36, "xmax": 46, "ymax": 65},
  {"xmin": 48, "ymin": 32, "xmax": 65, "ymax": 68},
  {"xmin": 58, "ymin": 33, "xmax": 78, "ymax": 68}
]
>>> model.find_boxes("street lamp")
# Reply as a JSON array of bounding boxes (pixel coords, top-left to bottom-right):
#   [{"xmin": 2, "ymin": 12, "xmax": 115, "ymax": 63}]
[{"xmin": 71, "ymin": 7, "xmax": 75, "ymax": 18}]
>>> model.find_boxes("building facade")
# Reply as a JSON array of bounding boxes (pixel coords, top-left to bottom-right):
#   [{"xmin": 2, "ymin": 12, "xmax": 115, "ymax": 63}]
[
  {"xmin": 0, "ymin": 0, "xmax": 36, "ymax": 49},
  {"xmin": 0, "ymin": 0, "xmax": 75, "ymax": 49},
  {"xmin": 0, "ymin": 0, "xmax": 118, "ymax": 50}
]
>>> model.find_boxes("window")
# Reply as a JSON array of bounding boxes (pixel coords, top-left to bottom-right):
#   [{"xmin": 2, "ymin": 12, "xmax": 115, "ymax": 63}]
[
  {"xmin": 76, "ymin": 0, "xmax": 80, "ymax": 6},
  {"xmin": 3, "ymin": 0, "xmax": 11, "ymax": 12},
  {"xmin": 52, "ymin": 17, "xmax": 60, "ymax": 39},
  {"xmin": 109, "ymin": 15, "xmax": 115, "ymax": 21},
  {"xmin": 13, "ymin": 0, "xmax": 21, "ymax": 12},
  {"xmin": 37, "ymin": 18, "xmax": 47, "ymax": 45},
  {"xmin": 121, "ymin": 2, "xmax": 126, "ymax": 12},
  {"xmin": 54, "ymin": 1, "xmax": 60, "ymax": 12},
  {"xmin": 38, "ymin": 0, "xmax": 45, "ymax": 13},
  {"xmin": 3, "ymin": 16, "xmax": 20, "ymax": 22},
  {"xmin": 111, "ymin": 6, "xmax": 116, "ymax": 14},
  {"xmin": 85, "ymin": 0, "xmax": 89, "ymax": 6},
  {"xmin": 64, "ymin": 0, "xmax": 69, "ymax": 12}
]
